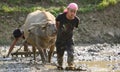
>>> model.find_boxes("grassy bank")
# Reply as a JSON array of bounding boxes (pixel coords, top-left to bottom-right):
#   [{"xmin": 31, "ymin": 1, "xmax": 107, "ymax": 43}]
[{"xmin": 0, "ymin": 0, "xmax": 119, "ymax": 16}]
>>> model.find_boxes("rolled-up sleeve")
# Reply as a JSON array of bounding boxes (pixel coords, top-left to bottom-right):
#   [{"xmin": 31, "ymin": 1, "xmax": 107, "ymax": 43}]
[{"xmin": 75, "ymin": 17, "xmax": 80, "ymax": 28}]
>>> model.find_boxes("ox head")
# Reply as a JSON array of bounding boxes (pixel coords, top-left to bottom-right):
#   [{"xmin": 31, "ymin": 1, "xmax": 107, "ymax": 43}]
[
  {"xmin": 44, "ymin": 21, "xmax": 57, "ymax": 37},
  {"xmin": 30, "ymin": 21, "xmax": 57, "ymax": 38}
]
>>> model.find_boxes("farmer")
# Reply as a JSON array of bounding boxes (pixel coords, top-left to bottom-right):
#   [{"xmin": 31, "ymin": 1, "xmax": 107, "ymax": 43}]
[
  {"xmin": 6, "ymin": 28, "xmax": 27, "ymax": 57},
  {"xmin": 55, "ymin": 3, "xmax": 80, "ymax": 70}
]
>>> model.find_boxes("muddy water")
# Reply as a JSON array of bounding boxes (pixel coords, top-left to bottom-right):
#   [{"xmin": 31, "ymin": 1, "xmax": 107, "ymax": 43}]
[
  {"xmin": 0, "ymin": 43, "xmax": 120, "ymax": 72},
  {"xmin": 78, "ymin": 61, "xmax": 120, "ymax": 72}
]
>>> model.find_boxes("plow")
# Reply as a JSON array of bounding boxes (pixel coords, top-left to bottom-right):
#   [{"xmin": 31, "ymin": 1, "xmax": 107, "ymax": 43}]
[
  {"xmin": 6, "ymin": 35, "xmax": 38, "ymax": 58},
  {"xmin": 6, "ymin": 33, "xmax": 56, "ymax": 59}
]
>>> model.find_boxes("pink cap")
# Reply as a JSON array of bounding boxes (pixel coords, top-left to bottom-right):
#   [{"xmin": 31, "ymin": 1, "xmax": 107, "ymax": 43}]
[{"xmin": 67, "ymin": 3, "xmax": 78, "ymax": 10}]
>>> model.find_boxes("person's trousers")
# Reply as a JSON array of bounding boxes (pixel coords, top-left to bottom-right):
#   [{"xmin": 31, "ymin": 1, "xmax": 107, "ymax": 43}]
[{"xmin": 56, "ymin": 43, "xmax": 74, "ymax": 67}]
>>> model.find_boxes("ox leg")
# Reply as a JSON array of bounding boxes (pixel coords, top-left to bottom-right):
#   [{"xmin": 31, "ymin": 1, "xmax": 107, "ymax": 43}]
[
  {"xmin": 37, "ymin": 47, "xmax": 46, "ymax": 64},
  {"xmin": 48, "ymin": 45, "xmax": 55, "ymax": 63},
  {"xmin": 32, "ymin": 46, "xmax": 36, "ymax": 61},
  {"xmin": 35, "ymin": 37, "xmax": 46, "ymax": 64},
  {"xmin": 44, "ymin": 49, "xmax": 48, "ymax": 61},
  {"xmin": 23, "ymin": 41, "xmax": 28, "ymax": 57}
]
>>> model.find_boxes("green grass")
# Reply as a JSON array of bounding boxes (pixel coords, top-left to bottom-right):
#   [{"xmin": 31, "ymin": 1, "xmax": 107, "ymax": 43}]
[
  {"xmin": 79, "ymin": 0, "xmax": 119, "ymax": 13},
  {"xmin": 0, "ymin": 0, "xmax": 119, "ymax": 15},
  {"xmin": 0, "ymin": 3, "xmax": 64, "ymax": 16},
  {"xmin": 97, "ymin": 0, "xmax": 119, "ymax": 10},
  {"xmin": 79, "ymin": 4, "xmax": 96, "ymax": 13},
  {"xmin": 1, "ymin": 4, "xmax": 42, "ymax": 13}
]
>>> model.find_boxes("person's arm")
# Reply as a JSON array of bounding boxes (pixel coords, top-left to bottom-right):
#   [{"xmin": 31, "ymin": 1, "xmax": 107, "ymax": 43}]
[
  {"xmin": 56, "ymin": 14, "xmax": 61, "ymax": 30},
  {"xmin": 56, "ymin": 21, "xmax": 60, "ymax": 30},
  {"xmin": 75, "ymin": 16, "xmax": 80, "ymax": 28}
]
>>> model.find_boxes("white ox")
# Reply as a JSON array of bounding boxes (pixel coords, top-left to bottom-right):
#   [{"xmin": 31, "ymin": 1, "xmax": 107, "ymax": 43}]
[{"xmin": 22, "ymin": 10, "xmax": 57, "ymax": 63}]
